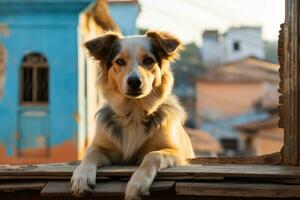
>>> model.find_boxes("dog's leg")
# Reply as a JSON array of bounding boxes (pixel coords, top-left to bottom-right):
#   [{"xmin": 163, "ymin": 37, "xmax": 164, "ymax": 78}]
[
  {"xmin": 125, "ymin": 148, "xmax": 183, "ymax": 200},
  {"xmin": 71, "ymin": 145, "xmax": 111, "ymax": 196}
]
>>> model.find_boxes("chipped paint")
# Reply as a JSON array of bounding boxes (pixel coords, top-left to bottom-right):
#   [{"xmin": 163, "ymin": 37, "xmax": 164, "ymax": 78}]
[
  {"xmin": 0, "ymin": 24, "xmax": 9, "ymax": 37},
  {"xmin": 0, "ymin": 141, "xmax": 77, "ymax": 164},
  {"xmin": 73, "ymin": 112, "xmax": 80, "ymax": 123},
  {"xmin": 35, "ymin": 136, "xmax": 46, "ymax": 148}
]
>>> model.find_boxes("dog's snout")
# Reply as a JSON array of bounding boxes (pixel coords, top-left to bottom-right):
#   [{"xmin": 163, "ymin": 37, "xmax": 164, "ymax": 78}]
[{"xmin": 127, "ymin": 76, "xmax": 142, "ymax": 91}]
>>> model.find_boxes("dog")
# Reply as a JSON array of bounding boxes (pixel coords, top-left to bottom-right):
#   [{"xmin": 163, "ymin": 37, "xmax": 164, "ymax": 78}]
[{"xmin": 71, "ymin": 31, "xmax": 195, "ymax": 200}]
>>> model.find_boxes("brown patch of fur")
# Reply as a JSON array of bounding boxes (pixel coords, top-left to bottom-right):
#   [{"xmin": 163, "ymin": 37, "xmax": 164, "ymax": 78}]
[{"xmin": 146, "ymin": 31, "xmax": 184, "ymax": 63}]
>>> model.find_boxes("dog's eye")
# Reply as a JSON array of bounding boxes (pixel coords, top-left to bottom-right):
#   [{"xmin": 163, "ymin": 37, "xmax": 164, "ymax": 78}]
[
  {"xmin": 115, "ymin": 58, "xmax": 126, "ymax": 66},
  {"xmin": 143, "ymin": 57, "xmax": 155, "ymax": 65}
]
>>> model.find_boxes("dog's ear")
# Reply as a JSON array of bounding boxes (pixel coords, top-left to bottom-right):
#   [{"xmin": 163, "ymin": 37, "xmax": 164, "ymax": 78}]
[
  {"xmin": 146, "ymin": 31, "xmax": 182, "ymax": 61},
  {"xmin": 85, "ymin": 33, "xmax": 120, "ymax": 68}
]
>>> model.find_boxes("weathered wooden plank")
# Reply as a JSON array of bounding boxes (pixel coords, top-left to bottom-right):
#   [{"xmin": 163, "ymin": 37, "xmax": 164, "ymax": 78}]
[
  {"xmin": 1, "ymin": 164, "xmax": 300, "ymax": 180},
  {"xmin": 41, "ymin": 181, "xmax": 125, "ymax": 197},
  {"xmin": 176, "ymin": 182, "xmax": 300, "ymax": 198},
  {"xmin": 0, "ymin": 182, "xmax": 45, "ymax": 192},
  {"xmin": 0, "ymin": 175, "xmax": 111, "ymax": 180},
  {"xmin": 41, "ymin": 181, "xmax": 175, "ymax": 197},
  {"xmin": 189, "ymin": 152, "xmax": 281, "ymax": 165},
  {"xmin": 282, "ymin": 0, "xmax": 300, "ymax": 166}
]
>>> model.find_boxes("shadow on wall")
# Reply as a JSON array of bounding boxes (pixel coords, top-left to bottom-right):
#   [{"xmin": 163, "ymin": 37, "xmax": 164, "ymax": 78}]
[{"xmin": 0, "ymin": 43, "xmax": 6, "ymax": 98}]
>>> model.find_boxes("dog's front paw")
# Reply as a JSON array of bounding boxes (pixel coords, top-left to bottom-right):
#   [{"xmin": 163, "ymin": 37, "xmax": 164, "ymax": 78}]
[
  {"xmin": 125, "ymin": 170, "xmax": 152, "ymax": 200},
  {"xmin": 71, "ymin": 163, "xmax": 97, "ymax": 197}
]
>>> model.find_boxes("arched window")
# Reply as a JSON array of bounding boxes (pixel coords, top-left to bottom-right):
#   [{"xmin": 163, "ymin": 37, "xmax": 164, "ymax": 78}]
[{"xmin": 20, "ymin": 53, "xmax": 49, "ymax": 104}]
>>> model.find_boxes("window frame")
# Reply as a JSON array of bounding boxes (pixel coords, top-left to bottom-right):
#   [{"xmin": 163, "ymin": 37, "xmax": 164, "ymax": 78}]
[
  {"xmin": 19, "ymin": 53, "xmax": 49, "ymax": 106},
  {"xmin": 279, "ymin": 0, "xmax": 300, "ymax": 166},
  {"xmin": 233, "ymin": 40, "xmax": 240, "ymax": 51}
]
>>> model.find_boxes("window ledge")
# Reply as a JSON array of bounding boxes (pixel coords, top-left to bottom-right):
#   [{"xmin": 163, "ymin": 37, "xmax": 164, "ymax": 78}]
[{"xmin": 1, "ymin": 162, "xmax": 300, "ymax": 199}]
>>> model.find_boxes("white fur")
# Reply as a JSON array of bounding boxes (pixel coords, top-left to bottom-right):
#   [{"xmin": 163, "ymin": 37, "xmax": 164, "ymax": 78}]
[
  {"xmin": 125, "ymin": 169, "xmax": 152, "ymax": 200},
  {"xmin": 71, "ymin": 163, "xmax": 97, "ymax": 196}
]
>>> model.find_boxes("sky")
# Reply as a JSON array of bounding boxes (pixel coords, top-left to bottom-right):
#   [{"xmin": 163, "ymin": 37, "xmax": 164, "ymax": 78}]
[{"xmin": 137, "ymin": 0, "xmax": 285, "ymax": 44}]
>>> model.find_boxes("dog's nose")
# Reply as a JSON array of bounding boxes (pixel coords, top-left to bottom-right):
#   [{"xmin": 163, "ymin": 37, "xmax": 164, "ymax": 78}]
[{"xmin": 127, "ymin": 76, "xmax": 142, "ymax": 91}]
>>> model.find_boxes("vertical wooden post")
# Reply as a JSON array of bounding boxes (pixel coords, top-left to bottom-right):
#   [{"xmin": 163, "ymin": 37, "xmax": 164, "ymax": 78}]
[{"xmin": 281, "ymin": 0, "xmax": 300, "ymax": 165}]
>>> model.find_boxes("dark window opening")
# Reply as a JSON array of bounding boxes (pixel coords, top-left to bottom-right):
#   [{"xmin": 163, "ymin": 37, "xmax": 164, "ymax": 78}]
[
  {"xmin": 220, "ymin": 138, "xmax": 239, "ymax": 156},
  {"xmin": 20, "ymin": 53, "xmax": 49, "ymax": 104},
  {"xmin": 233, "ymin": 41, "xmax": 240, "ymax": 51}
]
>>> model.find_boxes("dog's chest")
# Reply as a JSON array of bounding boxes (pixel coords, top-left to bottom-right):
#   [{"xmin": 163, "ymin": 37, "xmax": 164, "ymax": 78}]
[
  {"xmin": 120, "ymin": 119, "xmax": 149, "ymax": 161},
  {"xmin": 97, "ymin": 104, "xmax": 169, "ymax": 162}
]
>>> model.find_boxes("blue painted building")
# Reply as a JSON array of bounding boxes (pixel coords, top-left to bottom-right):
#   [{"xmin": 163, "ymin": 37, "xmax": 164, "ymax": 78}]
[{"xmin": 0, "ymin": 0, "xmax": 139, "ymax": 164}]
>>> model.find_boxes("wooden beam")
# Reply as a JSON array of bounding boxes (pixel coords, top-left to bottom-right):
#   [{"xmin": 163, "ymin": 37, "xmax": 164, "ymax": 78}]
[
  {"xmin": 189, "ymin": 152, "xmax": 281, "ymax": 165},
  {"xmin": 176, "ymin": 182, "xmax": 300, "ymax": 198},
  {"xmin": 282, "ymin": 0, "xmax": 300, "ymax": 166},
  {"xmin": 41, "ymin": 181, "xmax": 175, "ymax": 197},
  {"xmin": 1, "ymin": 164, "xmax": 300, "ymax": 180},
  {"xmin": 0, "ymin": 182, "xmax": 45, "ymax": 192}
]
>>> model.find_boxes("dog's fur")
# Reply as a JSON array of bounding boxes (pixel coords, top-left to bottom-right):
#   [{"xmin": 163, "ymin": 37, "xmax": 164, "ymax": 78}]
[{"xmin": 71, "ymin": 31, "xmax": 195, "ymax": 200}]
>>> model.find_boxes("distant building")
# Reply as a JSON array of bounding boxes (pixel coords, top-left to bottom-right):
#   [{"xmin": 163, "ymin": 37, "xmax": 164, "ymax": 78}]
[
  {"xmin": 201, "ymin": 26, "xmax": 265, "ymax": 66},
  {"xmin": 201, "ymin": 30, "xmax": 223, "ymax": 66},
  {"xmin": 0, "ymin": 0, "xmax": 139, "ymax": 164},
  {"xmin": 195, "ymin": 57, "xmax": 279, "ymax": 155},
  {"xmin": 185, "ymin": 128, "xmax": 222, "ymax": 157},
  {"xmin": 236, "ymin": 115, "xmax": 283, "ymax": 156}
]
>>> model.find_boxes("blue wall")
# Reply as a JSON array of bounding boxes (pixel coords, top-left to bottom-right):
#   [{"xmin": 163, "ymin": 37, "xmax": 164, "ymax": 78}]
[
  {"xmin": 0, "ymin": 1, "xmax": 90, "ymax": 157},
  {"xmin": 109, "ymin": 3, "xmax": 139, "ymax": 35}
]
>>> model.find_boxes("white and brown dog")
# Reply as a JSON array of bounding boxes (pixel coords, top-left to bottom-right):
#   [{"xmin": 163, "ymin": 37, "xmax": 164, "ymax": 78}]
[{"xmin": 71, "ymin": 31, "xmax": 195, "ymax": 200}]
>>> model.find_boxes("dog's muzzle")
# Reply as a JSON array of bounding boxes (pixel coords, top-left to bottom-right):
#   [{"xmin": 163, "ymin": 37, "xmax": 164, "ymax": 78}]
[{"xmin": 127, "ymin": 75, "xmax": 142, "ymax": 96}]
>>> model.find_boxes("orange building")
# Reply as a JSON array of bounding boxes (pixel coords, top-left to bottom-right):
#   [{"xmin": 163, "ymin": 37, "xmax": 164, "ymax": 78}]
[
  {"xmin": 196, "ymin": 56, "xmax": 279, "ymax": 125},
  {"xmin": 236, "ymin": 115, "xmax": 283, "ymax": 156},
  {"xmin": 195, "ymin": 57, "xmax": 281, "ymax": 155}
]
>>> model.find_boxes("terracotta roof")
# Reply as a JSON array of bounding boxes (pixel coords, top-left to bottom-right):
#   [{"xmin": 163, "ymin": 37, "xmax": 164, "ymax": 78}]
[
  {"xmin": 235, "ymin": 115, "xmax": 279, "ymax": 132},
  {"xmin": 198, "ymin": 57, "xmax": 279, "ymax": 83},
  {"xmin": 185, "ymin": 128, "xmax": 223, "ymax": 154}
]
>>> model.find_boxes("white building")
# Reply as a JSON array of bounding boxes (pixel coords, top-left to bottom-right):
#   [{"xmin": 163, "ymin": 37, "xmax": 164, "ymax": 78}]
[{"xmin": 201, "ymin": 26, "xmax": 265, "ymax": 66}]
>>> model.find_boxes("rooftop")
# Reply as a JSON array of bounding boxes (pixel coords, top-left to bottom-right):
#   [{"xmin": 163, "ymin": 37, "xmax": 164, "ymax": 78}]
[
  {"xmin": 186, "ymin": 128, "xmax": 223, "ymax": 155},
  {"xmin": 236, "ymin": 115, "xmax": 279, "ymax": 132},
  {"xmin": 198, "ymin": 57, "xmax": 279, "ymax": 83}
]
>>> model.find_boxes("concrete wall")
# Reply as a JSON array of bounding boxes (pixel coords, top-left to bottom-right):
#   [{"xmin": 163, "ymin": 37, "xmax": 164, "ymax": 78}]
[
  {"xmin": 196, "ymin": 81, "xmax": 266, "ymax": 123},
  {"xmin": 201, "ymin": 27, "xmax": 265, "ymax": 65},
  {"xmin": 223, "ymin": 27, "xmax": 265, "ymax": 63},
  {"xmin": 201, "ymin": 35, "xmax": 222, "ymax": 66}
]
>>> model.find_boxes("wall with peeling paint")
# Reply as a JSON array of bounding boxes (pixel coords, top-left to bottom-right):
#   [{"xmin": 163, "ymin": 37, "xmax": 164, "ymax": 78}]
[{"xmin": 0, "ymin": 0, "xmax": 91, "ymax": 164}]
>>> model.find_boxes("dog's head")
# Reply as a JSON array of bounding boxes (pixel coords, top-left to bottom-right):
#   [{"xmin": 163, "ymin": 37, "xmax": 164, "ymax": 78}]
[{"xmin": 85, "ymin": 31, "xmax": 182, "ymax": 99}]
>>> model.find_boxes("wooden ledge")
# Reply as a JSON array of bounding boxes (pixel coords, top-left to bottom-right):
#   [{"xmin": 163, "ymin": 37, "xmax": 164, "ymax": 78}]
[
  {"xmin": 0, "ymin": 163, "xmax": 299, "ymax": 180},
  {"xmin": 1, "ymin": 163, "xmax": 300, "ymax": 199}
]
